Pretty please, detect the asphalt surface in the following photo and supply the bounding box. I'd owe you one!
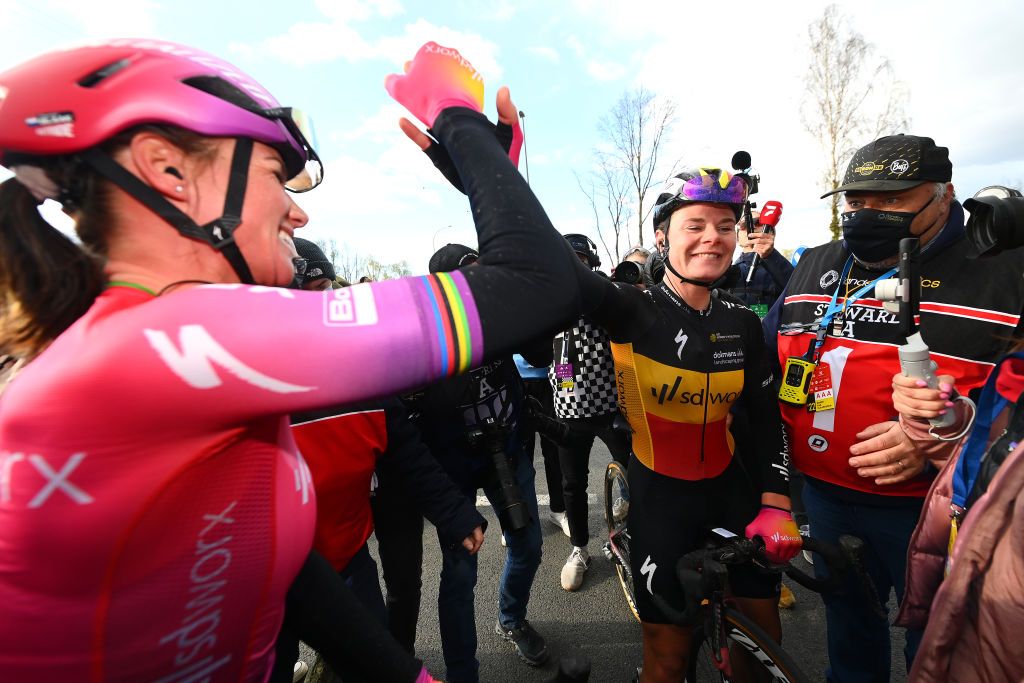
[304,441,909,682]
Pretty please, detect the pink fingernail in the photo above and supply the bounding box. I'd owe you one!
[939,409,947,415]
[940,383,952,392]
[939,393,950,400]
[915,380,927,387]
[945,401,954,407]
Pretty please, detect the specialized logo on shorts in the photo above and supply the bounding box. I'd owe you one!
[641,555,658,595]
[889,159,910,175]
[323,285,379,327]
[807,434,829,452]
[820,270,839,290]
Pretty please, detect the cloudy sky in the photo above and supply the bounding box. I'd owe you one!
[2,0,1022,272]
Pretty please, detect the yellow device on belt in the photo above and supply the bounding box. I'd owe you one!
[779,356,817,406]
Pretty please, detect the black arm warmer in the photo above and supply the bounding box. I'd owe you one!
[432,108,605,358]
[739,312,790,497]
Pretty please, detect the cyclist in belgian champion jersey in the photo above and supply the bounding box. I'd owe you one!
[0,40,595,682]
[583,168,803,682]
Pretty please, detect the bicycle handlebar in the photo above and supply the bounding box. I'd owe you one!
[653,533,886,627]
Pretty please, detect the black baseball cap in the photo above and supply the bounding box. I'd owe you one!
[820,134,952,198]
[429,243,479,273]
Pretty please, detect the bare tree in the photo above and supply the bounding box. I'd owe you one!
[598,87,679,245]
[802,4,911,240]
[575,156,633,266]
[363,258,412,281]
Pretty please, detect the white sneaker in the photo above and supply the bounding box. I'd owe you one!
[612,497,629,524]
[549,510,571,537]
[560,546,590,591]
[293,660,309,683]
[501,532,507,547]
[799,524,813,565]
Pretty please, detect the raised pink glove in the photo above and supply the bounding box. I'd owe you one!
[385,41,485,129]
[745,506,802,564]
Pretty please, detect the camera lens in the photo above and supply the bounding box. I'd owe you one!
[612,260,642,285]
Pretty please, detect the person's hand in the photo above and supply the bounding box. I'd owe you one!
[744,230,776,258]
[386,41,484,129]
[892,372,955,420]
[492,86,523,167]
[461,525,485,555]
[849,421,925,485]
[745,506,802,563]
[399,86,522,194]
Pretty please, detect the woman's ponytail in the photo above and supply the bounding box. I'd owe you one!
[0,177,104,358]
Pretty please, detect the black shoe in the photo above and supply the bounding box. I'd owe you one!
[494,619,549,666]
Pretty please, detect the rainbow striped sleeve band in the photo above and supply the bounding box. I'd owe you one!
[412,270,484,376]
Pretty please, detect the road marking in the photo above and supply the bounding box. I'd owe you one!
[476,494,598,507]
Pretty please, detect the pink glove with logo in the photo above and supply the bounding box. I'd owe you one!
[385,41,485,129]
[745,506,802,564]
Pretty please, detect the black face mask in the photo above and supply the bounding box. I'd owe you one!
[841,195,936,263]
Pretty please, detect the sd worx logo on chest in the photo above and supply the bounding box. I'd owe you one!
[651,375,739,407]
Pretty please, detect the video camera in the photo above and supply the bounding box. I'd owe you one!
[964,185,1024,258]
[465,417,532,535]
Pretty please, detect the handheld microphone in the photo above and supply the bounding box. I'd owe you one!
[745,200,783,283]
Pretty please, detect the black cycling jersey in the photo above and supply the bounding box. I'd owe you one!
[588,280,789,495]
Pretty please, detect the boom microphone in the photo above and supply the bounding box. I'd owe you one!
[745,200,783,284]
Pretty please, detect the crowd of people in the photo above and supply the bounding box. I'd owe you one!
[0,37,1022,683]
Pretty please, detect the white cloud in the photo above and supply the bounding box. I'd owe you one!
[586,60,626,82]
[527,46,560,63]
[44,0,158,38]
[314,0,404,22]
[235,10,502,82]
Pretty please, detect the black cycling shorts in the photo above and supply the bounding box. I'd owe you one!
[626,454,781,624]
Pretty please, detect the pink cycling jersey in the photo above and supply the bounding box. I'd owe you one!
[0,275,482,682]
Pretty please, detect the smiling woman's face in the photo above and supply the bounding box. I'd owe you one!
[666,202,737,282]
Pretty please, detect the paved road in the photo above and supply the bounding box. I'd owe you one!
[307,441,910,681]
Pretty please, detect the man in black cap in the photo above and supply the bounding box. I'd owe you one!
[764,135,1024,681]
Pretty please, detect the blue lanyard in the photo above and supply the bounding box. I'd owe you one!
[951,351,1024,510]
[808,257,897,356]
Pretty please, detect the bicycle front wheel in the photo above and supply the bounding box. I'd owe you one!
[687,607,807,683]
[603,460,638,621]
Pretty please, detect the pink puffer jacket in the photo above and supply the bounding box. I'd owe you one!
[897,410,1024,681]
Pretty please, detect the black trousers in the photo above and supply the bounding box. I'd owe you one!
[270,550,422,683]
[372,476,426,654]
[522,378,564,513]
[557,413,631,548]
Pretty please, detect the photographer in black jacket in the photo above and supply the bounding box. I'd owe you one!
[405,244,551,682]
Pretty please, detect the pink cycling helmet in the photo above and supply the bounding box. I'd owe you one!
[0,40,323,283]
[0,39,321,190]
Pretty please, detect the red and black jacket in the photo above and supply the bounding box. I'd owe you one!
[772,204,1024,498]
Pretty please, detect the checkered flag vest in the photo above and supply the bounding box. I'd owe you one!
[548,317,619,419]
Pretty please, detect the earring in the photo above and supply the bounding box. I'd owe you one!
[175,185,183,193]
